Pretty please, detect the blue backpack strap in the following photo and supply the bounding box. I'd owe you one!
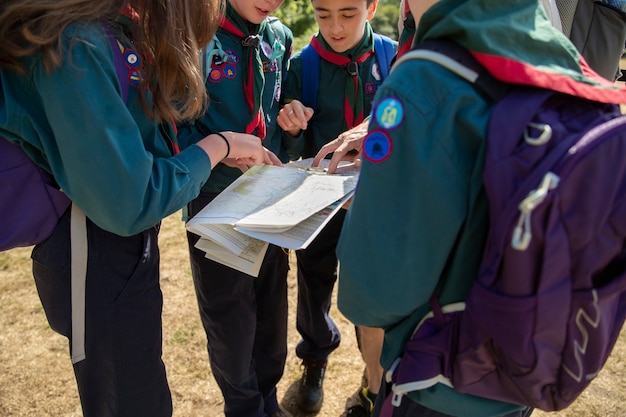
[373,33,396,81]
[300,44,320,110]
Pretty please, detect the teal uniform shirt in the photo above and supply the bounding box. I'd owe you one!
[337,0,626,416]
[177,17,293,194]
[0,22,212,236]
[281,32,397,160]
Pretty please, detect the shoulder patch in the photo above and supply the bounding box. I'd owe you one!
[363,130,393,164]
[374,97,404,130]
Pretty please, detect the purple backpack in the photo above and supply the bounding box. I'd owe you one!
[382,40,626,414]
[0,24,129,251]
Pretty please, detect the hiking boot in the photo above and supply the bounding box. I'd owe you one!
[346,405,371,417]
[358,386,376,413]
[345,386,376,417]
[270,405,293,417]
[296,359,327,412]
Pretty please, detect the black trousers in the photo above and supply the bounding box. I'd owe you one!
[32,208,171,417]
[294,209,346,361]
[187,192,290,417]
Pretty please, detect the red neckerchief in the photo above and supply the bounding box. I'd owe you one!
[121,4,140,23]
[310,36,374,128]
[219,16,266,140]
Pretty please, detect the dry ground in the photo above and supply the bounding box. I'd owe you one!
[1,211,625,417]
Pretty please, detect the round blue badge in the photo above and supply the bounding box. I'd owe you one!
[124,51,140,67]
[363,130,393,164]
[375,97,404,130]
[223,63,236,79]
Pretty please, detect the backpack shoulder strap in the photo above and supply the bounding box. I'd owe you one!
[395,39,508,102]
[300,44,320,110]
[102,22,129,104]
[373,33,396,80]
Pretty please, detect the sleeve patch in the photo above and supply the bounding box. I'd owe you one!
[363,130,393,164]
[374,97,404,130]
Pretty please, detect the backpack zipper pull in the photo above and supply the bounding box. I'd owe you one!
[512,172,560,250]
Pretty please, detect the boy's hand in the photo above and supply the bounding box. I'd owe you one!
[277,100,314,136]
[312,119,368,174]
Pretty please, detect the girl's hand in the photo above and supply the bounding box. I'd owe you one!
[222,147,282,173]
[197,131,282,172]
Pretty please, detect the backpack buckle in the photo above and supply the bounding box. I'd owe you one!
[391,391,404,407]
[512,172,560,251]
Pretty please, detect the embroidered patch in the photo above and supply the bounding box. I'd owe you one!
[365,83,376,95]
[123,49,143,87]
[263,60,279,73]
[375,97,404,130]
[125,51,139,66]
[224,50,239,64]
[371,63,381,81]
[261,41,273,59]
[363,130,393,163]
[274,82,282,102]
[208,68,223,83]
[223,64,237,79]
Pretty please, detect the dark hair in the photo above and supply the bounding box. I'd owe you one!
[0,0,224,122]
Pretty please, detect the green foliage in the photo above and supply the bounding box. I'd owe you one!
[371,3,400,39]
[276,0,400,52]
[275,0,317,51]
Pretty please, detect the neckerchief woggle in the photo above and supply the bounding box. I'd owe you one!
[219,4,267,140]
[310,23,375,129]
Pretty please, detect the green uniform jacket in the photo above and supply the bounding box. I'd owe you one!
[337,0,626,415]
[177,17,293,193]
[0,22,212,236]
[281,34,397,160]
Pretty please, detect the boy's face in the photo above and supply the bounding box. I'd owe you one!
[311,0,378,53]
[229,0,284,25]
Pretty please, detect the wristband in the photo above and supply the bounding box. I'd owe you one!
[214,132,230,159]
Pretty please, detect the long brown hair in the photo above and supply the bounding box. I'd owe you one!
[0,0,224,122]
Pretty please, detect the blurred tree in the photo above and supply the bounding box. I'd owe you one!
[371,2,400,39]
[274,0,317,51]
